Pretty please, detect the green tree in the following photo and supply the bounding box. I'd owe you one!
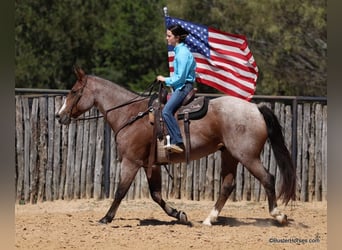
[15,0,109,88]
[15,0,326,96]
[91,0,168,91]
[15,0,167,90]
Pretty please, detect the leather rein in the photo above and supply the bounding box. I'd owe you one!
[71,76,156,140]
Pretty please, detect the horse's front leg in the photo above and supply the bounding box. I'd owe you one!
[144,165,188,223]
[99,158,140,224]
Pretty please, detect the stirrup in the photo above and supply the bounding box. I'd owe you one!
[164,144,183,153]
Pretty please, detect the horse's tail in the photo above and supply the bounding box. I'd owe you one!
[258,105,296,205]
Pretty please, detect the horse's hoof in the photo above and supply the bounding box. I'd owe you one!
[177,211,188,223]
[202,208,218,226]
[276,214,288,225]
[98,216,112,224]
[270,207,288,225]
[202,219,212,226]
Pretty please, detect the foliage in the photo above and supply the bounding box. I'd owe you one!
[15,0,326,96]
[15,0,167,90]
[167,0,327,96]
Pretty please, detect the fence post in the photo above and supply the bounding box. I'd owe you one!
[14,91,328,203]
[292,98,298,167]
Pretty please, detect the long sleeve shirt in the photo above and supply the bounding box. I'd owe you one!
[165,43,196,91]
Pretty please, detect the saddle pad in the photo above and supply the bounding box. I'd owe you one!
[177,96,209,120]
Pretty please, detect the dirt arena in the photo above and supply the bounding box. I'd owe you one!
[15,199,327,249]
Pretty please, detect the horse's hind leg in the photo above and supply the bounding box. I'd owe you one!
[203,149,238,226]
[99,159,140,224]
[144,165,188,223]
[244,158,287,225]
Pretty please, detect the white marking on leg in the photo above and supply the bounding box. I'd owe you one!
[270,207,281,217]
[203,208,219,226]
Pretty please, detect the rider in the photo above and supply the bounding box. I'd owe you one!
[156,24,196,153]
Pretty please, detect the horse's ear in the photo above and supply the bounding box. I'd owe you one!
[73,65,85,80]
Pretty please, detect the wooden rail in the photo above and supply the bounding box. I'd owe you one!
[15,93,327,204]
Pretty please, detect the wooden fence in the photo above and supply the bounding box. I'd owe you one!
[15,92,327,204]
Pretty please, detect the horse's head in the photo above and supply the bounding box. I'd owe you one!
[56,66,95,125]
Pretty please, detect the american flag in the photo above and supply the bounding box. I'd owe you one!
[165,16,258,101]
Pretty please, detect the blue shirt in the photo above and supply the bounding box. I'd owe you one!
[165,43,196,91]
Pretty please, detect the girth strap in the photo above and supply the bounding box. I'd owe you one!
[147,105,161,179]
[183,111,191,165]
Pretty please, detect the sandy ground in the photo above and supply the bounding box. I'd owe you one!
[15,199,327,250]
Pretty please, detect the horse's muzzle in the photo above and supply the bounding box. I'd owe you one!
[55,113,71,125]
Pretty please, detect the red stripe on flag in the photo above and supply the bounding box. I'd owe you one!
[195,66,255,95]
[207,55,258,78]
[197,77,253,101]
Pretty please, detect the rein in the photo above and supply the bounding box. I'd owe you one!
[75,79,157,121]
[74,79,157,141]
[109,81,157,140]
[113,107,151,141]
[70,78,174,180]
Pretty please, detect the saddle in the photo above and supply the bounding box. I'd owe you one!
[177,96,209,120]
[149,85,209,123]
[147,84,209,178]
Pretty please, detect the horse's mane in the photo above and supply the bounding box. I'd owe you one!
[89,75,148,97]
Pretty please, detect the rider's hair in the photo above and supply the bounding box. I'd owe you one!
[167,24,189,43]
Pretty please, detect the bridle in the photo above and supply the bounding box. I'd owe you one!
[65,75,88,119]
[68,76,158,138]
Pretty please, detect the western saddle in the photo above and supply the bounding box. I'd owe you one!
[147,83,209,178]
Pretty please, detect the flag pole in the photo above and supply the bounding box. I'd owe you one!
[163,6,168,17]
[162,6,173,81]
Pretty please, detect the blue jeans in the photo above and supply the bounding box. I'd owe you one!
[162,83,193,145]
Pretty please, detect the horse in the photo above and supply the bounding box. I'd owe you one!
[56,67,296,226]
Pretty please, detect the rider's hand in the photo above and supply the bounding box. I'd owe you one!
[156,75,165,82]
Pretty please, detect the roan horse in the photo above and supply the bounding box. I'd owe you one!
[56,67,296,226]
